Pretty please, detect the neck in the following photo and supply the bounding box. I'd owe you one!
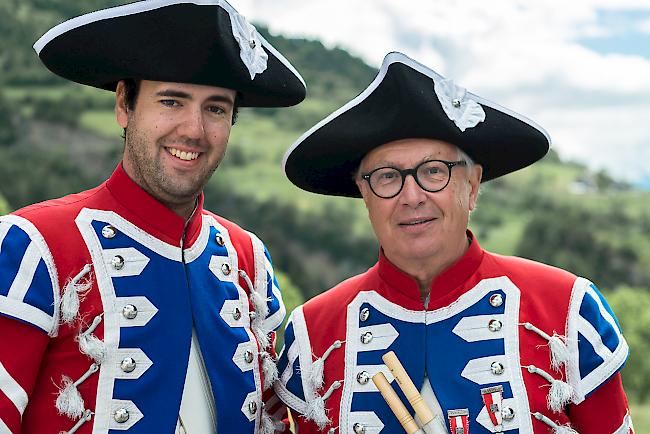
[121,162,198,222]
[390,234,470,301]
[165,199,198,222]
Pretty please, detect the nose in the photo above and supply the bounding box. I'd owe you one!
[176,108,205,140]
[399,173,427,207]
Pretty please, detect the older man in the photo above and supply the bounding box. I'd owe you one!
[275,52,632,434]
[0,1,304,433]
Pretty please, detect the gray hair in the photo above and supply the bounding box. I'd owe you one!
[457,147,475,173]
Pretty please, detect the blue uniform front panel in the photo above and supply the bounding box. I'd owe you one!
[426,289,510,433]
[186,226,257,433]
[93,220,193,434]
[350,302,426,434]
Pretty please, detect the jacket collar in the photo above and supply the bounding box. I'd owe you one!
[105,163,204,247]
[377,230,484,307]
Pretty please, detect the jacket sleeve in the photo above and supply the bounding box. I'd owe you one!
[569,373,634,433]
[0,216,60,335]
[0,216,59,432]
[0,316,50,433]
[565,277,629,403]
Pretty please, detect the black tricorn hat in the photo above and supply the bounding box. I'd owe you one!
[283,52,550,197]
[33,0,306,107]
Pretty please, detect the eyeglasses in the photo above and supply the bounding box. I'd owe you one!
[361,159,467,199]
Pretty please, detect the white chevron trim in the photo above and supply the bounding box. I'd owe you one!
[460,355,510,385]
[108,399,143,430]
[0,295,53,332]
[348,411,385,433]
[7,242,40,302]
[0,221,10,252]
[356,323,399,352]
[477,397,519,432]
[1,215,61,337]
[584,284,622,339]
[281,336,300,384]
[0,361,28,414]
[103,247,150,278]
[452,314,505,342]
[613,412,633,434]
[0,416,12,434]
[351,365,394,393]
[577,315,613,361]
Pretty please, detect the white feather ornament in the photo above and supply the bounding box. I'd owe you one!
[434,78,485,132]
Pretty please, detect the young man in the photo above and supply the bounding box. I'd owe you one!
[276,52,633,433]
[0,1,305,433]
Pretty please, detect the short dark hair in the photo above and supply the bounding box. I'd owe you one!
[122,78,140,111]
[120,79,241,139]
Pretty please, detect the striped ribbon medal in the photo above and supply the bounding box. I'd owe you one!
[447,409,470,434]
[481,385,504,429]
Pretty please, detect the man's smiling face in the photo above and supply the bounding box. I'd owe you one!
[117,79,236,211]
[356,138,482,273]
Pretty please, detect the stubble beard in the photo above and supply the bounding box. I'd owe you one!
[124,127,222,207]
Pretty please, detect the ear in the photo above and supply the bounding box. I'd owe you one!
[355,177,371,209]
[115,80,129,129]
[468,164,483,211]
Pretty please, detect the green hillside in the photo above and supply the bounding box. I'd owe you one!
[1,1,649,406]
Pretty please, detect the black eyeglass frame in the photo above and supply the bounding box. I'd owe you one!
[361,159,468,199]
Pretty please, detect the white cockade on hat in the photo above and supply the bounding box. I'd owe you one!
[434,78,486,132]
[229,11,268,80]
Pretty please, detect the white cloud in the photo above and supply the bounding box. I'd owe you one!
[232,0,650,184]
[638,18,650,33]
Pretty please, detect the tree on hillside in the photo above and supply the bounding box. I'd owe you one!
[516,203,647,290]
[606,286,650,402]
[0,91,17,145]
[0,194,10,215]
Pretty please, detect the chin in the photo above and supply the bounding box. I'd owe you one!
[395,244,439,261]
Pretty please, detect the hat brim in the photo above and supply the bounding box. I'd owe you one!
[283,52,550,197]
[34,0,306,107]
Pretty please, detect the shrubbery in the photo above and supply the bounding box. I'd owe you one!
[606,286,650,402]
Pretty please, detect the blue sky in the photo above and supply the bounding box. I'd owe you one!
[579,10,650,59]
[237,0,650,188]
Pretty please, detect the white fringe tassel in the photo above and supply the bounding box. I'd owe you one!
[239,270,272,350]
[261,350,279,390]
[55,364,99,419]
[77,315,107,364]
[55,376,85,419]
[522,322,570,371]
[260,408,276,434]
[308,340,343,391]
[533,412,579,434]
[548,379,574,413]
[61,264,93,324]
[548,334,570,371]
[305,380,342,430]
[525,365,574,412]
[306,398,328,430]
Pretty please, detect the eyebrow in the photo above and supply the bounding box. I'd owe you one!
[154,89,235,105]
[371,155,439,168]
